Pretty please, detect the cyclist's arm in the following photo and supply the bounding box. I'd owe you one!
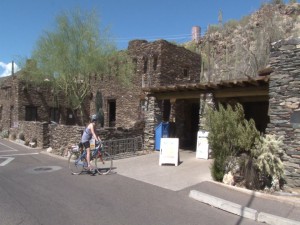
[90,124,99,141]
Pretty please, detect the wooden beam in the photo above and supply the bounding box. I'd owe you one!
[214,86,268,98]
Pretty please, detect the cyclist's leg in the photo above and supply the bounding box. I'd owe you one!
[82,141,93,171]
[86,147,92,169]
[96,151,112,175]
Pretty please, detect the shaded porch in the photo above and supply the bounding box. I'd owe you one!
[143,75,270,150]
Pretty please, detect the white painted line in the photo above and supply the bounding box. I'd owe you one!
[0,142,17,150]
[0,153,39,157]
[0,157,15,166]
[0,150,18,153]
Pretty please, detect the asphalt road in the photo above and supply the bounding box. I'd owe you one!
[0,139,261,225]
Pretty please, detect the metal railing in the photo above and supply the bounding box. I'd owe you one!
[102,136,144,159]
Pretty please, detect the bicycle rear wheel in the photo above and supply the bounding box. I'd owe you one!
[95,151,112,175]
[68,152,85,175]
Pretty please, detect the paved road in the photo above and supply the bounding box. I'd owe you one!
[0,139,261,225]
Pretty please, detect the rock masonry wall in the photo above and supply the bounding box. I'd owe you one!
[267,37,300,188]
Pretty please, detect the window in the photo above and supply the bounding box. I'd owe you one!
[107,99,116,127]
[25,106,37,121]
[66,108,76,125]
[2,87,12,99]
[153,55,158,71]
[132,58,137,73]
[183,67,189,78]
[50,107,60,123]
[10,106,14,127]
[143,58,148,74]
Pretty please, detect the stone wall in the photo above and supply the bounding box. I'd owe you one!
[17,80,86,125]
[128,39,201,88]
[9,121,143,153]
[89,73,142,129]
[267,37,300,188]
[0,75,17,131]
[49,124,144,154]
[10,121,48,148]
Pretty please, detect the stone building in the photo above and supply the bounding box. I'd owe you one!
[0,39,201,149]
[0,73,88,147]
[1,35,299,188]
[0,74,86,129]
[89,39,201,129]
[142,37,300,188]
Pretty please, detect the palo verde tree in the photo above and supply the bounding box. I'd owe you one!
[24,9,133,124]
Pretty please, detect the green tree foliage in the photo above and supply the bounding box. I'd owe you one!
[23,9,133,123]
[205,103,260,181]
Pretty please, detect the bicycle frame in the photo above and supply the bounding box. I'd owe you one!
[69,141,112,175]
[76,143,102,164]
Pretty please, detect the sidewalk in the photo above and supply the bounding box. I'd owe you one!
[113,150,300,225]
[113,150,213,191]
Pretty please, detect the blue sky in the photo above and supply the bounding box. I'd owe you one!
[0,0,294,77]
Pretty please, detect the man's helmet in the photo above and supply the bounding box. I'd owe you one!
[91,114,98,122]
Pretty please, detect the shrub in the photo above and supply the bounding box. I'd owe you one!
[0,130,9,138]
[253,134,284,190]
[9,133,16,140]
[18,132,25,141]
[205,103,260,181]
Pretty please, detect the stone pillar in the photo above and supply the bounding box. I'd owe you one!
[267,37,300,188]
[143,96,162,150]
[169,98,176,122]
[198,93,215,130]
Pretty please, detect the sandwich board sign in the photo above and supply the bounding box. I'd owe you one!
[196,130,209,160]
[159,138,179,166]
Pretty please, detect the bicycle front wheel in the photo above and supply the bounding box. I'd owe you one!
[68,152,85,175]
[95,151,113,175]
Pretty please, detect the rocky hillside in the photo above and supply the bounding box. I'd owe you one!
[185,2,300,82]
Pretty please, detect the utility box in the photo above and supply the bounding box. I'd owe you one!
[155,122,169,151]
[196,130,209,159]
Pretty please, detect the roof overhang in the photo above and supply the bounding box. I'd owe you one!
[142,75,269,102]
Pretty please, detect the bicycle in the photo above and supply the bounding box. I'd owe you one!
[68,141,113,175]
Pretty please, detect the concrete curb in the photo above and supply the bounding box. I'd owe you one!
[257,212,300,225]
[207,180,300,207]
[189,190,300,225]
[189,190,258,221]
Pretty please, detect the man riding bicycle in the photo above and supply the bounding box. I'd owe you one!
[81,114,101,171]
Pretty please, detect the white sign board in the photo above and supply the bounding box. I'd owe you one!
[196,130,209,160]
[159,138,179,166]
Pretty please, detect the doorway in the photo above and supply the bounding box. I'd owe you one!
[108,99,116,127]
[175,99,200,150]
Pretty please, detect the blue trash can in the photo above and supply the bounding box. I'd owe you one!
[155,122,169,151]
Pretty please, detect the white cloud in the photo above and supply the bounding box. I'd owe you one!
[0,61,20,77]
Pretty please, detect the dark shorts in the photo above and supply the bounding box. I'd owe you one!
[82,141,90,149]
